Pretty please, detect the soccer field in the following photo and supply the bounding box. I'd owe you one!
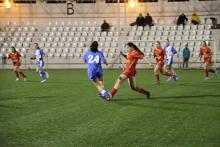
[0,69,219,147]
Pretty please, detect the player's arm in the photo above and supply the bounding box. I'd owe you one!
[199,48,203,59]
[103,60,108,66]
[143,57,153,67]
[120,51,127,59]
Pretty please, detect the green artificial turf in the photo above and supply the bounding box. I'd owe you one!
[0,69,219,147]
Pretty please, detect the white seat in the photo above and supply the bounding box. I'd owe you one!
[164,26,170,31]
[75,32,81,37]
[52,43,58,48]
[95,32,100,36]
[41,37,47,42]
[190,30,197,36]
[21,32,26,37]
[0,37,4,42]
[77,27,83,32]
[175,36,182,40]
[3,42,9,47]
[104,42,111,47]
[170,31,176,36]
[155,36,161,41]
[12,37,18,42]
[50,48,56,53]
[49,32,55,36]
[87,37,93,42]
[21,48,26,53]
[141,36,147,40]
[73,37,79,42]
[82,32,87,37]
[28,32,34,37]
[63,48,69,53]
[157,26,163,31]
[80,37,86,42]
[139,42,145,48]
[149,31,155,36]
[106,37,112,42]
[204,30,211,35]
[155,31,162,36]
[189,35,196,40]
[170,25,177,30]
[136,31,142,36]
[23,42,30,48]
[58,27,64,32]
[58,43,64,48]
[45,42,51,48]
[100,37,105,42]
[54,37,60,42]
[69,32,74,36]
[56,32,62,37]
[64,27,70,32]
[19,37,24,42]
[14,32,20,37]
[148,36,155,41]
[129,31,135,36]
[61,53,67,58]
[68,53,74,57]
[17,42,22,48]
[10,42,16,47]
[177,25,183,30]
[67,37,73,42]
[198,25,205,30]
[151,26,157,31]
[65,42,71,48]
[111,42,117,47]
[183,30,189,36]
[57,48,63,53]
[61,37,66,42]
[184,25,191,30]
[191,25,197,30]
[205,25,211,30]
[108,32,114,37]
[52,27,57,31]
[168,36,175,41]
[46,27,51,32]
[71,27,77,31]
[93,37,99,41]
[197,30,204,35]
[176,31,182,36]
[62,32,68,37]
[72,42,77,48]
[84,27,89,31]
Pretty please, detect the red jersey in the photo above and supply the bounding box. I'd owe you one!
[123,50,144,77]
[8,51,21,66]
[154,48,164,62]
[200,47,212,63]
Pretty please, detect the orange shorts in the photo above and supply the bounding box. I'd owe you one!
[204,57,211,64]
[123,70,136,77]
[13,62,21,67]
[157,60,164,67]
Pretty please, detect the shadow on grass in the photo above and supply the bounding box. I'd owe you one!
[112,94,220,108]
[26,80,81,85]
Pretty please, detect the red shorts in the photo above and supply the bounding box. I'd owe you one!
[204,57,211,64]
[157,60,164,67]
[123,70,136,77]
[13,62,21,67]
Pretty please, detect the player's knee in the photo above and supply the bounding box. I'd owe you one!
[118,76,123,80]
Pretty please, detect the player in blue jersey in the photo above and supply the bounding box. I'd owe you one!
[83,41,111,100]
[164,39,178,81]
[31,43,49,83]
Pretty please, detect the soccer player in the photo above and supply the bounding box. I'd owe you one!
[83,41,111,100]
[164,39,178,81]
[153,41,176,84]
[110,42,151,98]
[31,43,49,83]
[199,41,218,80]
[7,46,27,81]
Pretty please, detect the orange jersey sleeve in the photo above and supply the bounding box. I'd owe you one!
[8,52,21,63]
[154,48,164,61]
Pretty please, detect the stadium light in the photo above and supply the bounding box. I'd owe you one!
[5,0,11,9]
[129,0,135,8]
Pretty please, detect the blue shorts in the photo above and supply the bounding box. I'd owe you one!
[88,69,103,81]
[36,60,44,68]
[166,58,173,66]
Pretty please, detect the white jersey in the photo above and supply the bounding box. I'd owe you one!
[34,49,44,61]
[164,45,177,59]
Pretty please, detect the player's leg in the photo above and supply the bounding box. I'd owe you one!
[91,79,111,100]
[128,76,150,98]
[203,62,209,80]
[110,73,127,97]
[154,64,160,84]
[13,65,20,81]
[16,65,27,81]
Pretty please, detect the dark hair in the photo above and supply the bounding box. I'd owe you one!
[11,46,16,51]
[90,41,98,52]
[202,41,207,46]
[127,42,144,55]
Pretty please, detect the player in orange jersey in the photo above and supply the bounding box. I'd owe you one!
[110,42,152,98]
[7,46,27,81]
[153,41,176,84]
[199,41,218,80]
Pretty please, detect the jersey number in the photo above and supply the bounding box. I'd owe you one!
[88,55,100,63]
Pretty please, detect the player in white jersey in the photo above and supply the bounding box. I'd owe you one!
[31,43,49,83]
[164,39,178,81]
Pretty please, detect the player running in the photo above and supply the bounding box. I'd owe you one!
[164,39,178,81]
[31,43,49,83]
[153,41,176,84]
[7,46,27,81]
[110,42,151,98]
[83,41,111,100]
[199,41,218,80]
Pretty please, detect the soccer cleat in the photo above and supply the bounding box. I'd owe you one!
[15,78,20,81]
[204,77,210,80]
[45,72,49,79]
[41,79,46,83]
[146,91,150,98]
[215,70,219,78]
[155,80,160,85]
[23,78,27,81]
[167,76,172,82]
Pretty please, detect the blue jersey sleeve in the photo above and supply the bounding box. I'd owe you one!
[83,52,88,63]
[100,52,106,63]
